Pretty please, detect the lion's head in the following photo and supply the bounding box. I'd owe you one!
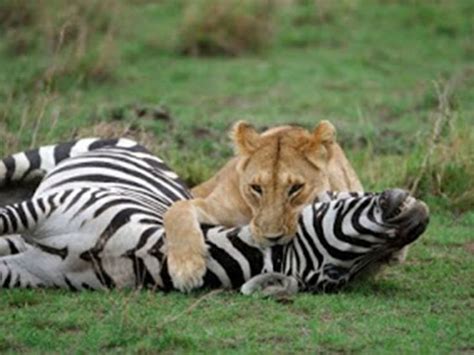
[232,120,336,247]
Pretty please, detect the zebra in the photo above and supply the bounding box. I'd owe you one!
[0,139,429,293]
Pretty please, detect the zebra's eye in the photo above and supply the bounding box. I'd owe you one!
[250,184,263,195]
[289,183,304,197]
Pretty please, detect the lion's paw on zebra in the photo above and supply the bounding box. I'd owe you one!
[0,138,429,294]
[164,120,365,293]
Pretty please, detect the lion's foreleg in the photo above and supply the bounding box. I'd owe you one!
[163,198,220,292]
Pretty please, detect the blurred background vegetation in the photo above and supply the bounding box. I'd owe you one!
[0,0,473,353]
[0,0,472,214]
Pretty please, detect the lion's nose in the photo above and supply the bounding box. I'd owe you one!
[265,234,285,243]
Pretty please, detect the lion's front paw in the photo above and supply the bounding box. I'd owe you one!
[167,248,207,292]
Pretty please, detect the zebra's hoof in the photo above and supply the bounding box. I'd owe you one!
[240,273,299,297]
[167,251,207,293]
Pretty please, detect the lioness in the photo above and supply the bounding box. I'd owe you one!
[164,120,363,291]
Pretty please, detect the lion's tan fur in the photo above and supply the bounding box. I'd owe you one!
[164,121,363,291]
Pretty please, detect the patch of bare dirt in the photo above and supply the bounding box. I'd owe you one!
[463,242,474,254]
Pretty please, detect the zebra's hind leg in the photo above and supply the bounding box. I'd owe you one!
[0,191,62,238]
[240,273,299,297]
[0,235,27,256]
[0,251,46,288]
[0,240,107,290]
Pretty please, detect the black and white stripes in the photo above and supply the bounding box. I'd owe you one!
[0,139,429,292]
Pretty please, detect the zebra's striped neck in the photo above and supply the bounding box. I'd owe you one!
[195,192,390,293]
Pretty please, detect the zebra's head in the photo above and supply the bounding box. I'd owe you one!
[298,189,429,293]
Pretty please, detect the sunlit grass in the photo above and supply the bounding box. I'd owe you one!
[0,0,473,352]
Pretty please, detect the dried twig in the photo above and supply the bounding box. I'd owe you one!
[157,289,224,329]
[29,95,52,149]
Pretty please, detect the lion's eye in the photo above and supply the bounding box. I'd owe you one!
[250,184,263,195]
[289,183,304,196]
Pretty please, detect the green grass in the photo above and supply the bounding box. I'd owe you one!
[1,213,472,353]
[0,0,473,352]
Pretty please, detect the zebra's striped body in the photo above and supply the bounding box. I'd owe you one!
[0,139,429,292]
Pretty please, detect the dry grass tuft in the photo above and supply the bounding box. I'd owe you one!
[1,0,121,88]
[37,0,121,88]
[291,0,359,26]
[178,0,275,57]
[406,120,474,212]
[356,71,474,213]
[0,0,38,29]
[0,90,59,156]
[405,72,474,212]
[0,0,39,55]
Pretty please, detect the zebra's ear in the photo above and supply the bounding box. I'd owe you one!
[231,120,261,156]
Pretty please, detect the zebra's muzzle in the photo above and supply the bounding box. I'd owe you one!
[380,188,410,220]
[379,188,430,245]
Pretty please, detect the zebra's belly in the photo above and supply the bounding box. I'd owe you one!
[17,197,169,290]
[15,229,168,290]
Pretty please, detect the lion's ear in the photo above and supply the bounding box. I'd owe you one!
[313,120,336,147]
[231,120,261,155]
[302,120,336,165]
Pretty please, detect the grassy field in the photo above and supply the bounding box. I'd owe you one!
[0,0,473,352]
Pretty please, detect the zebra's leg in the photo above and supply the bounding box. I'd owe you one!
[0,192,60,237]
[0,241,105,290]
[240,273,299,297]
[0,235,27,256]
[0,249,47,288]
